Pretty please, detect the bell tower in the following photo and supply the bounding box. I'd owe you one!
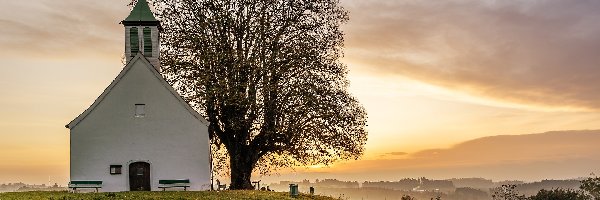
[122,0,160,70]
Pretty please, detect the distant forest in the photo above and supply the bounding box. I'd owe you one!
[268,177,589,200]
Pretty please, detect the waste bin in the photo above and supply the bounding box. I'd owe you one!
[289,184,299,197]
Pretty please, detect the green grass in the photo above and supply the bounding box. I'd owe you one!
[0,191,338,200]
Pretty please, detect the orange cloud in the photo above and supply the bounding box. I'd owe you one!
[333,130,600,180]
[342,0,600,110]
[388,152,408,156]
[0,1,126,58]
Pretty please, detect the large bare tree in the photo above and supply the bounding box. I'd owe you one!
[131,0,368,189]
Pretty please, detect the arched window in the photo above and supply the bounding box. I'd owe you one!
[130,27,139,55]
[143,27,152,56]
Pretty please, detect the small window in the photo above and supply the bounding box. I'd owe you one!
[135,104,146,117]
[110,165,122,175]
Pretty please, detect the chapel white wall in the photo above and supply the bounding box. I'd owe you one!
[70,58,210,192]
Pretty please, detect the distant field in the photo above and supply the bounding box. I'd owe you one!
[0,191,337,200]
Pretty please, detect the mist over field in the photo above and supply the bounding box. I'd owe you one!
[257,130,600,183]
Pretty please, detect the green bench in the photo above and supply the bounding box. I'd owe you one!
[158,179,190,191]
[68,180,102,192]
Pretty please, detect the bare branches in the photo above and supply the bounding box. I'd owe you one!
[151,0,366,189]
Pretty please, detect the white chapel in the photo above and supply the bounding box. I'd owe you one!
[65,0,211,192]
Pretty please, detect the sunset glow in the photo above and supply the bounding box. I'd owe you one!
[2,0,600,185]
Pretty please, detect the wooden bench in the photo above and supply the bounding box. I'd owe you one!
[68,180,102,192]
[158,179,191,191]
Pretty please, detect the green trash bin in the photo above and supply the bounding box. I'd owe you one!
[289,184,299,197]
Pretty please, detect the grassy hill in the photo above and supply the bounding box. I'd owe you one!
[0,191,338,200]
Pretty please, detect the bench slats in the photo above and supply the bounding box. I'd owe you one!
[159,179,190,184]
[69,180,103,185]
[69,186,101,188]
[68,180,102,193]
[159,179,190,191]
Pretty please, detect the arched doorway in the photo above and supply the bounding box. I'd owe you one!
[129,162,150,191]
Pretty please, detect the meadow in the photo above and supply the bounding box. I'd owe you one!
[0,191,337,200]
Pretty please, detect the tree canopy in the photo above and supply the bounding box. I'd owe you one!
[130,0,368,189]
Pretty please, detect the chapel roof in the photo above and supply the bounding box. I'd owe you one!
[122,0,159,25]
[65,53,209,129]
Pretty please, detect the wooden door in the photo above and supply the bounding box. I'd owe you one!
[129,162,150,191]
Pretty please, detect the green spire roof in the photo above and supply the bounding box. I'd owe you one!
[123,0,158,23]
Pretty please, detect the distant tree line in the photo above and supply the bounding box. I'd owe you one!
[396,175,600,200]
[263,175,600,200]
[490,175,600,200]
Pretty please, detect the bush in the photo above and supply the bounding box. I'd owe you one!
[401,195,416,200]
[528,188,589,200]
[492,185,527,200]
[581,175,600,199]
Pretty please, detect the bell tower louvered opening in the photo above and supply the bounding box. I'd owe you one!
[130,27,139,55]
[143,27,152,57]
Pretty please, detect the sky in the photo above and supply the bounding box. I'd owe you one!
[1,0,600,185]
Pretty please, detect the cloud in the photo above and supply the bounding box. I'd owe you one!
[342,0,600,110]
[326,130,600,181]
[388,152,408,156]
[378,152,408,158]
[0,1,127,58]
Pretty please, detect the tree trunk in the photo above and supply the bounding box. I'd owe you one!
[229,148,255,190]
